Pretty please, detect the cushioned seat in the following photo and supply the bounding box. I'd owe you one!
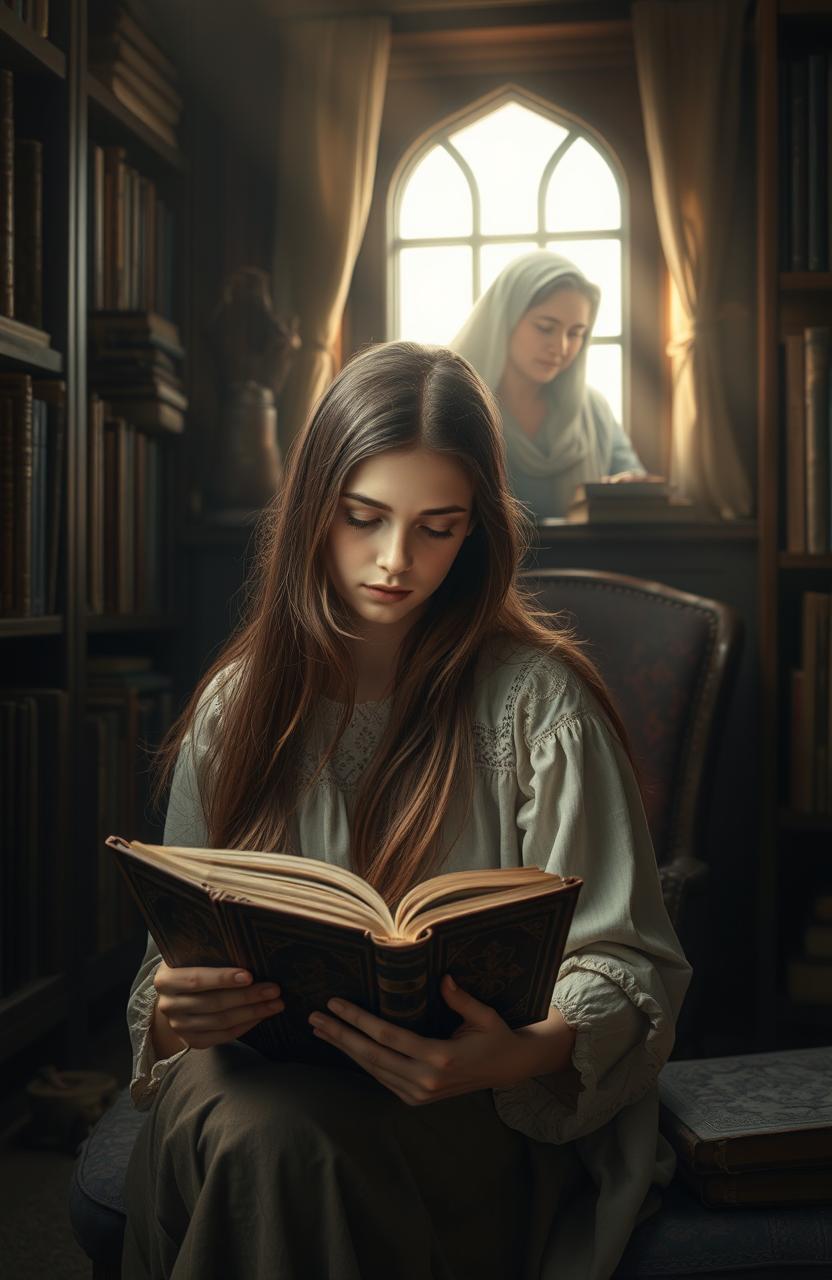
[69,1087,832,1280]
[69,1088,146,1272]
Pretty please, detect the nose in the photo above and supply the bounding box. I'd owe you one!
[377,525,412,577]
[553,330,569,358]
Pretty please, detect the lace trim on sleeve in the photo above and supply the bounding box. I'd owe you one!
[129,977,188,1110]
[493,957,666,1145]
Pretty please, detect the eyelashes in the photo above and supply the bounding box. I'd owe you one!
[344,513,453,540]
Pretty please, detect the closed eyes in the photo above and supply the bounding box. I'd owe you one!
[344,513,453,540]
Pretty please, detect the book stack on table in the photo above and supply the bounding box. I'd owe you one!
[565,482,715,524]
[658,1047,832,1208]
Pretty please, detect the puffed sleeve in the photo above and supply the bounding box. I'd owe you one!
[493,664,691,1144]
[126,674,222,1109]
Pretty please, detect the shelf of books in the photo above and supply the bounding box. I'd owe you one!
[0,0,188,1076]
[756,0,832,1048]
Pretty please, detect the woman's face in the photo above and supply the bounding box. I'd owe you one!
[505,287,592,387]
[325,447,474,631]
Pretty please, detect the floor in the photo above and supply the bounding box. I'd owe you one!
[0,1014,131,1279]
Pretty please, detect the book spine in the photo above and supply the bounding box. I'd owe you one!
[0,397,12,614]
[13,139,42,329]
[801,593,820,812]
[92,145,104,310]
[0,70,13,317]
[372,939,430,1033]
[11,379,32,614]
[784,335,806,552]
[807,53,829,272]
[805,326,830,552]
[790,58,809,272]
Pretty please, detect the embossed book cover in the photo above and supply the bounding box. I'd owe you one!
[659,1047,832,1204]
[106,835,581,1064]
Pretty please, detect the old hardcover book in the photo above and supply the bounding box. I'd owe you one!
[0,70,13,317]
[0,373,33,614]
[805,326,830,553]
[106,835,582,1063]
[676,1162,832,1209]
[659,1047,832,1175]
[13,139,42,329]
[784,333,806,553]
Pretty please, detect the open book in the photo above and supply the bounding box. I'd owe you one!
[107,836,582,1063]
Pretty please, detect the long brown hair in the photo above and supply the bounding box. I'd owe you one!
[157,341,631,905]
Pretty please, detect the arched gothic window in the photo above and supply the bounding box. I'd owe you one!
[388,91,627,423]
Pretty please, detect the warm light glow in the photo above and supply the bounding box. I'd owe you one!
[545,137,621,232]
[399,145,473,239]
[393,97,625,422]
[449,102,568,235]
[398,246,473,343]
[586,345,623,423]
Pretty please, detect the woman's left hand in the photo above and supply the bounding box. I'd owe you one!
[308,974,576,1106]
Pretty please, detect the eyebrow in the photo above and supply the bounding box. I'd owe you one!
[342,491,468,516]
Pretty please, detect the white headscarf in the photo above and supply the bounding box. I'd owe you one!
[449,251,601,479]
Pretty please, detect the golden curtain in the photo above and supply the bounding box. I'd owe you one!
[633,0,752,517]
[274,17,390,446]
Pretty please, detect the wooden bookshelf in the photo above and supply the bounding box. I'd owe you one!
[756,0,832,1045]
[0,0,189,1078]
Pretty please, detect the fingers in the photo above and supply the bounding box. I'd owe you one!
[312,998,444,1064]
[153,963,284,1049]
[153,963,256,995]
[440,974,502,1029]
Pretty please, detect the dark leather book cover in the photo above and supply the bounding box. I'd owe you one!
[807,53,829,272]
[0,374,33,614]
[0,395,13,614]
[32,379,65,614]
[0,70,13,317]
[790,57,809,272]
[659,1047,832,1174]
[109,840,581,1065]
[676,1162,832,1209]
[13,139,42,329]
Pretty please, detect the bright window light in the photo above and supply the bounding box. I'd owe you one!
[391,94,626,428]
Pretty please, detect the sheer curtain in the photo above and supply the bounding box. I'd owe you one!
[273,17,390,445]
[633,0,752,517]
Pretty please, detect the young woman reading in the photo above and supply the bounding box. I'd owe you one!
[123,341,690,1280]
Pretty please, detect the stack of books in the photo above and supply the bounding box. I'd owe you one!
[0,687,66,994]
[659,1047,832,1207]
[788,893,832,1007]
[89,310,187,435]
[89,4,182,150]
[779,53,832,273]
[789,590,832,813]
[90,145,177,317]
[1,1,48,40]
[565,481,708,524]
[0,67,52,349]
[85,656,172,953]
[0,373,66,618]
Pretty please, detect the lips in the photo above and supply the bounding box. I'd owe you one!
[362,584,412,602]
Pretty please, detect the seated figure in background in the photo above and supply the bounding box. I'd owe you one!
[449,250,645,520]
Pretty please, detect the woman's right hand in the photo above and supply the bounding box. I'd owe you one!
[152,963,285,1054]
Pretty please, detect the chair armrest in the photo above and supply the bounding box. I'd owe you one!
[659,855,707,933]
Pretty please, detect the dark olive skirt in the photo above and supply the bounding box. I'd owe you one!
[122,1041,583,1280]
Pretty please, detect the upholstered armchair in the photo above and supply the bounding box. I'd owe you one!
[518,567,742,1045]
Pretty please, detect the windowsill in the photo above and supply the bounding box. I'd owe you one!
[533,519,758,543]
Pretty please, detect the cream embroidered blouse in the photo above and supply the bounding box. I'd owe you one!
[127,643,691,1280]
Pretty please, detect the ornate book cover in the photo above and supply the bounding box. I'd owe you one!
[659,1047,832,1174]
[108,838,581,1066]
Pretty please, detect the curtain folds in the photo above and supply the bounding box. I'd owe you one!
[273,18,391,446]
[632,0,752,518]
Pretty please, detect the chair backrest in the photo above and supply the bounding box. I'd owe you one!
[519,568,742,867]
